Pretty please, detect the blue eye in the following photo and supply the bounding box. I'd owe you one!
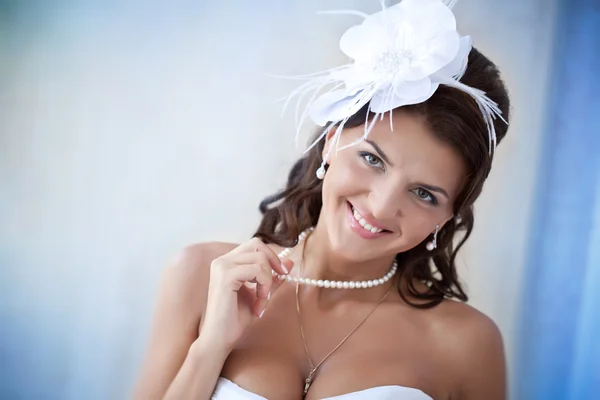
[411,188,438,205]
[359,151,384,169]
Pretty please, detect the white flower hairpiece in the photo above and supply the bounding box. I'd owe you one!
[280,0,506,172]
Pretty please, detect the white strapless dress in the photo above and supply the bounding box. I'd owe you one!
[211,377,433,400]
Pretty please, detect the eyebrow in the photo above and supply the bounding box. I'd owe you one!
[416,183,450,199]
[364,139,450,199]
[365,139,394,167]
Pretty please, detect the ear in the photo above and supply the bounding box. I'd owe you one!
[438,214,455,231]
[321,127,340,165]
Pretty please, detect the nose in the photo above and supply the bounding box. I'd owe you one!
[368,180,404,222]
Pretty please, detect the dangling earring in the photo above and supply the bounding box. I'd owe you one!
[426,224,440,251]
[316,164,326,180]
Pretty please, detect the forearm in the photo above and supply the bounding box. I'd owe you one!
[163,336,230,400]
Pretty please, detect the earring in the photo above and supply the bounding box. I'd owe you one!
[426,224,440,251]
[316,165,326,180]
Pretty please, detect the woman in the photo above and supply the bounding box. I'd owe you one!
[133,1,510,399]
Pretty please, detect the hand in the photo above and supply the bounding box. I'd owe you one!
[199,237,293,352]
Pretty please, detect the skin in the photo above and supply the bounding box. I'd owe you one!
[132,110,507,400]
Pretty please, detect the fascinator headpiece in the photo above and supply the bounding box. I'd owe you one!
[281,0,506,174]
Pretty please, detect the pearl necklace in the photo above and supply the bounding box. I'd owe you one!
[271,227,398,289]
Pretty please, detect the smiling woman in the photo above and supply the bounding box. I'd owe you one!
[257,47,509,308]
[132,1,511,400]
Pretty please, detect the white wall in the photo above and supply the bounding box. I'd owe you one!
[0,1,557,398]
[453,2,557,396]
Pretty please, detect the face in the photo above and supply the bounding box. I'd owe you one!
[319,110,467,262]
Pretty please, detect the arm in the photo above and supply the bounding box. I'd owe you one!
[131,243,233,400]
[162,335,230,400]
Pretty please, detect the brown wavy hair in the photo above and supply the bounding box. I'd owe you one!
[254,47,511,308]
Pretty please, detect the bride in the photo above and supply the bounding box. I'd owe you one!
[133,0,511,399]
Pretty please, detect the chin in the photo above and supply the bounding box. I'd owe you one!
[320,199,399,262]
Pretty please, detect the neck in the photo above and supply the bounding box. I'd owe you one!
[298,224,397,285]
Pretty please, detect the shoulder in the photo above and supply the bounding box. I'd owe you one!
[130,241,240,399]
[171,241,239,272]
[433,300,506,399]
[166,241,239,288]
[164,239,285,300]
[161,242,239,312]
[434,299,503,346]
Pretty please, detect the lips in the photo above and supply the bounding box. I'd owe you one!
[346,201,392,238]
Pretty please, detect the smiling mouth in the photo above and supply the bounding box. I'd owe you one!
[348,201,392,234]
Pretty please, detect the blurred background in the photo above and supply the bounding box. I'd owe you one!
[1,0,598,399]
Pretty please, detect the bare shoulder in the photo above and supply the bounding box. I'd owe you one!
[432,300,506,399]
[434,299,503,344]
[130,241,240,399]
[156,241,241,335]
[165,241,239,303]
[170,241,239,276]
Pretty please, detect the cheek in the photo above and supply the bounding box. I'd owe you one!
[395,204,449,247]
[406,216,435,238]
[324,154,368,197]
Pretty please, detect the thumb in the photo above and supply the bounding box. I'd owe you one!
[264,259,295,300]
[281,258,294,274]
[254,259,296,319]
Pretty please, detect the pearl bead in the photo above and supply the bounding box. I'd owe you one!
[276,227,396,290]
[316,166,326,180]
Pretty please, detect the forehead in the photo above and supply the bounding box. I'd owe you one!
[343,110,467,196]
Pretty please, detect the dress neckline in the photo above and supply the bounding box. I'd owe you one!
[215,377,433,400]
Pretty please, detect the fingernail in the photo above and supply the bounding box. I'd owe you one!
[281,263,289,274]
[259,309,265,318]
[267,291,271,301]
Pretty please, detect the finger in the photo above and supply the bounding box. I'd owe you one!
[268,258,295,286]
[254,261,273,300]
[247,238,288,275]
[253,261,297,318]
[237,284,262,317]
[229,263,273,299]
[253,260,295,318]
[231,254,274,298]
[253,295,269,318]
[267,259,295,298]
[254,279,271,318]
[232,252,274,274]
[249,251,292,281]
[280,258,294,275]
[268,271,286,294]
[236,245,289,277]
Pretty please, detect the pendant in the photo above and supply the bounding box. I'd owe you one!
[303,369,316,396]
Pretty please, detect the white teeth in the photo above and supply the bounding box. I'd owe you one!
[351,206,383,233]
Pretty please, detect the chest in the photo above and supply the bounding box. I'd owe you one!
[220,287,451,399]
